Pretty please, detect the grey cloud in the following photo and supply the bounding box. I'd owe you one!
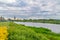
[0,0,60,19]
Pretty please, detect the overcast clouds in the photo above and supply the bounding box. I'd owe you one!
[0,0,60,19]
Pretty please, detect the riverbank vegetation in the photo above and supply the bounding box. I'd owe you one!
[19,19,60,24]
[0,22,60,40]
[9,19,60,24]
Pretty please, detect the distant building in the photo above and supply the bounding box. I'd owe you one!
[14,16,16,20]
[0,16,5,21]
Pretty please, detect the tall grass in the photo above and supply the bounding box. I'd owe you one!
[0,22,60,40]
[8,22,60,40]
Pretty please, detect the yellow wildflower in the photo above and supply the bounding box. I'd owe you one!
[0,26,8,40]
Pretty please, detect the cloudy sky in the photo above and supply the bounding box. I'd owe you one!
[0,0,60,19]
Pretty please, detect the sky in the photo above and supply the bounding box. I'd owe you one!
[0,0,60,19]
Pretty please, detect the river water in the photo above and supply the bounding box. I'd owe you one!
[15,22,60,33]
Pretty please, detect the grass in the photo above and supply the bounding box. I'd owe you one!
[0,22,9,26]
[0,22,60,40]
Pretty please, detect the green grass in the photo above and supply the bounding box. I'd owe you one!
[8,22,60,40]
[0,22,60,40]
[0,22,9,26]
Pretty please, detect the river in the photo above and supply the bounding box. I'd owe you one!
[15,22,60,33]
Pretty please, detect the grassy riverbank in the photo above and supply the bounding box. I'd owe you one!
[0,22,60,40]
[14,19,60,24]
